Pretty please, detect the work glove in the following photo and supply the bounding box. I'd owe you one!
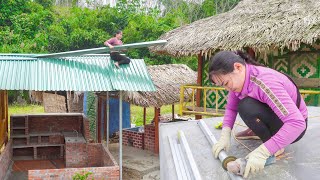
[212,127,231,158]
[244,144,271,178]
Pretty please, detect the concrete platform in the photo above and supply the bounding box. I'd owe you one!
[108,143,160,180]
[160,106,320,180]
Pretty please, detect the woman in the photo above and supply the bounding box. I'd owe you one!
[104,30,131,68]
[209,51,308,178]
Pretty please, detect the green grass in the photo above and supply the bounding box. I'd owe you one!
[130,104,181,126]
[7,103,193,127]
[7,104,44,135]
[8,104,45,118]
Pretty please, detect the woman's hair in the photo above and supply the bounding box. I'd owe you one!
[208,50,262,83]
[114,30,122,37]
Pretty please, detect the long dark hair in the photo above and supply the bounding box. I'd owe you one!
[208,50,262,83]
[114,30,122,37]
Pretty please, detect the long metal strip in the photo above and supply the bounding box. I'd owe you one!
[176,143,192,180]
[178,130,202,180]
[198,120,243,180]
[35,40,167,58]
[168,136,186,180]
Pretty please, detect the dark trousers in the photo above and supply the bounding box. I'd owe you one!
[110,52,131,65]
[238,97,307,144]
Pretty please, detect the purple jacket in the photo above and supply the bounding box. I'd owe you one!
[223,64,308,154]
[105,37,123,46]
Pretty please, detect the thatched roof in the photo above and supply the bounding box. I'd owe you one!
[150,0,320,56]
[123,64,197,108]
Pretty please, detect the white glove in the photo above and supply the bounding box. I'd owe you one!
[212,127,231,158]
[244,144,271,178]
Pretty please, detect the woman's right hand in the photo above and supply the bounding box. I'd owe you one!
[109,45,114,49]
[212,127,231,158]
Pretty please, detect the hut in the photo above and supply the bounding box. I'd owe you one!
[150,0,320,118]
[96,64,197,153]
[125,64,197,108]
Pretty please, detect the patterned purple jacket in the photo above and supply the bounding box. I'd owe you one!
[222,64,308,154]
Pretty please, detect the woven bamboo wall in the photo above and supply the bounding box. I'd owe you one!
[202,43,320,109]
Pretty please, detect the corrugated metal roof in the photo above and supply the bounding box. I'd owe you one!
[0,55,156,92]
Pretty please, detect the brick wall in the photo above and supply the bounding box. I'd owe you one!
[65,142,87,168]
[28,166,119,180]
[0,141,12,180]
[37,146,62,159]
[83,117,91,141]
[144,124,155,151]
[29,143,119,180]
[28,116,82,133]
[49,135,64,144]
[65,143,110,168]
[87,144,103,167]
[102,144,118,166]
[123,128,144,149]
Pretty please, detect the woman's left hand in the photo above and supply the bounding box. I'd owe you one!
[244,144,271,178]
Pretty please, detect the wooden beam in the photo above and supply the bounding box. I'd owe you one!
[247,48,255,59]
[172,104,175,121]
[196,54,203,120]
[103,99,107,141]
[292,78,320,88]
[97,97,102,143]
[143,107,146,126]
[154,107,160,154]
[0,90,8,148]
[142,107,147,150]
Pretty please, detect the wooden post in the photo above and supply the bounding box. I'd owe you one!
[172,104,175,121]
[143,107,146,150]
[154,107,160,154]
[106,92,109,146]
[248,48,255,59]
[103,98,107,141]
[0,91,8,147]
[4,91,8,144]
[97,96,102,143]
[143,107,146,125]
[196,54,203,120]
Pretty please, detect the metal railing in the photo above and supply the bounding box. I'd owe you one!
[179,85,320,117]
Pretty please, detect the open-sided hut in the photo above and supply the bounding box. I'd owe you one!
[124,64,197,108]
[97,64,196,153]
[151,0,320,112]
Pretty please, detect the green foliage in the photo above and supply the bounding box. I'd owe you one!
[0,0,218,69]
[8,90,31,104]
[201,0,216,17]
[72,171,93,180]
[0,0,32,26]
[34,0,54,9]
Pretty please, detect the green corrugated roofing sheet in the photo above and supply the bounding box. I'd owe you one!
[0,55,156,92]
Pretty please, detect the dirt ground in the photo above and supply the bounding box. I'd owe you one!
[108,143,160,180]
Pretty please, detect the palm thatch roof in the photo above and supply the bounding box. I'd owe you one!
[150,0,320,56]
[123,64,197,108]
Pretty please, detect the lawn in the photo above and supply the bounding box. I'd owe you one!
[8,104,44,117]
[7,103,182,127]
[130,104,181,126]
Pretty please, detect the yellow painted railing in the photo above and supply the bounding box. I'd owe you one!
[179,85,320,117]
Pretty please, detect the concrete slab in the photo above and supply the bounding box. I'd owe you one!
[160,106,320,180]
[143,170,160,180]
[7,172,27,180]
[108,143,160,180]
[7,159,65,180]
